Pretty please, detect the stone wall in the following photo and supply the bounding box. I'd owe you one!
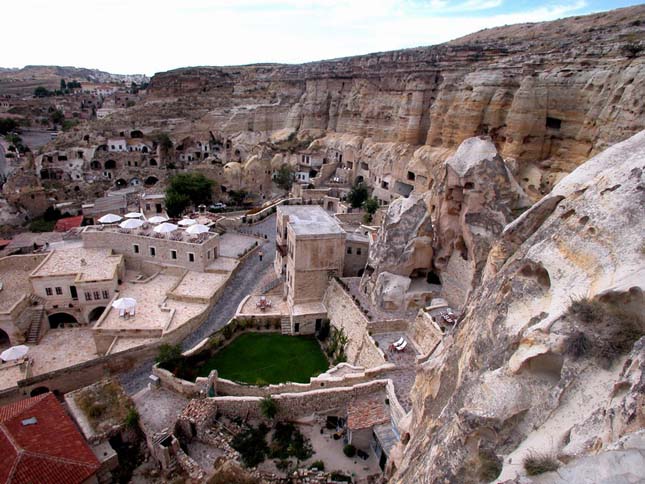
[323,279,386,368]
[212,379,389,420]
[82,228,219,272]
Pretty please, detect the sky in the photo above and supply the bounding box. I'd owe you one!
[4,0,642,76]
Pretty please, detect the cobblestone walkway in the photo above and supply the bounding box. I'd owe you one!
[120,215,277,394]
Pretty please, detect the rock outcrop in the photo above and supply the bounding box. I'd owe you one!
[390,130,645,483]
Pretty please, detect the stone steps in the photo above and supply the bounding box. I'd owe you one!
[26,306,45,344]
[280,317,291,335]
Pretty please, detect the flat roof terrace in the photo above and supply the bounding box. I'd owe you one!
[83,224,217,245]
[279,205,344,237]
[97,272,205,333]
[0,255,46,313]
[30,247,122,281]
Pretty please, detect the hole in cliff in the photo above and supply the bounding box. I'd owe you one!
[455,237,469,261]
[546,117,562,130]
[464,182,474,190]
[588,227,597,235]
[601,184,621,195]
[519,262,551,288]
[426,271,441,285]
[560,209,575,220]
[578,216,589,226]
[520,352,564,382]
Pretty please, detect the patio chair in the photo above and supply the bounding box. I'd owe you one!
[395,340,407,352]
[393,336,405,347]
[129,307,136,317]
[119,308,126,318]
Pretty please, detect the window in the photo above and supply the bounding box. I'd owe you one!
[102,290,109,299]
[347,247,352,254]
[45,288,53,296]
[294,323,300,333]
[93,291,100,300]
[171,250,177,260]
[407,171,416,181]
[207,250,211,259]
[357,248,362,255]
[188,253,195,262]
[150,247,156,257]
[55,287,63,295]
[133,244,139,254]
[85,292,92,301]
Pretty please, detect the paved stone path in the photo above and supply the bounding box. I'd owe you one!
[119,215,277,394]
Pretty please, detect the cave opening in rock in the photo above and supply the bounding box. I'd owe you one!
[546,116,562,130]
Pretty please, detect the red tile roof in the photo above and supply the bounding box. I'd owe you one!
[54,215,84,232]
[0,393,100,484]
[347,394,390,430]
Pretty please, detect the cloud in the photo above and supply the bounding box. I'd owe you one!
[1,0,604,74]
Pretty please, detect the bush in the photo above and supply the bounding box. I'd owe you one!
[155,344,183,370]
[343,444,356,457]
[231,424,269,468]
[260,396,278,420]
[28,218,56,232]
[567,297,643,365]
[565,331,590,359]
[124,408,139,428]
[330,471,352,482]
[478,449,502,482]
[523,452,560,476]
[309,460,325,471]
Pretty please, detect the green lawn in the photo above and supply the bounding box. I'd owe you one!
[196,332,329,385]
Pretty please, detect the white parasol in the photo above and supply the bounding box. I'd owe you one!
[124,212,144,219]
[98,213,122,224]
[0,345,29,362]
[178,218,197,227]
[153,222,178,234]
[111,297,137,310]
[147,216,168,224]
[186,224,209,235]
[119,218,145,229]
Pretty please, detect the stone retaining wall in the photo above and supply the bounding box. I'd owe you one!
[212,379,389,420]
[323,279,386,368]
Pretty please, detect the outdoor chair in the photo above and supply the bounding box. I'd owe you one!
[395,340,407,352]
[119,308,126,318]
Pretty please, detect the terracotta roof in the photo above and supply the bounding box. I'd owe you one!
[347,394,389,430]
[0,393,100,484]
[54,215,84,232]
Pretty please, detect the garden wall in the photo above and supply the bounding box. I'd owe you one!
[323,279,386,368]
[211,379,389,420]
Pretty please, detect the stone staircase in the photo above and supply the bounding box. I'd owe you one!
[26,306,46,344]
[280,317,291,335]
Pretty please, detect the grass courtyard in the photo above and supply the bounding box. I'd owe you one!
[196,332,329,385]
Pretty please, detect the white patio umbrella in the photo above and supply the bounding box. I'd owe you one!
[1,345,29,362]
[153,222,178,234]
[186,224,209,235]
[148,216,168,224]
[178,218,197,227]
[111,297,137,311]
[98,213,122,224]
[124,212,144,219]
[119,218,145,229]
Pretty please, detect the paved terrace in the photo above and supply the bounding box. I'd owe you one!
[84,224,217,244]
[31,247,122,281]
[120,215,278,394]
[0,255,45,312]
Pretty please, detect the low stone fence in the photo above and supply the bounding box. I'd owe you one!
[212,379,389,420]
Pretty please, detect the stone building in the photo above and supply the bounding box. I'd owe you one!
[275,205,345,334]
[29,247,126,327]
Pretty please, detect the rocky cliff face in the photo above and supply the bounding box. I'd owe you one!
[134,6,645,197]
[390,130,645,483]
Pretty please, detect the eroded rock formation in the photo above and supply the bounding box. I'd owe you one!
[390,130,645,483]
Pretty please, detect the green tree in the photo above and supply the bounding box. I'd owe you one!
[260,396,278,421]
[363,197,379,223]
[155,343,183,370]
[228,189,248,206]
[164,190,190,218]
[274,164,295,191]
[50,109,65,125]
[0,118,18,135]
[34,86,51,97]
[348,182,368,208]
[165,173,214,214]
[60,78,67,90]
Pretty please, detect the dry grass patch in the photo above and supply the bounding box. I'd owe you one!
[74,378,134,432]
[523,451,560,476]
